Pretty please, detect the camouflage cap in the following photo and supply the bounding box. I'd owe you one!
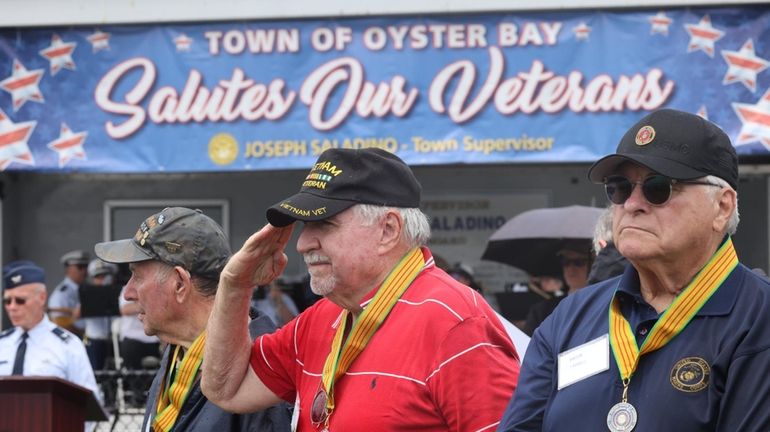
[94,207,231,279]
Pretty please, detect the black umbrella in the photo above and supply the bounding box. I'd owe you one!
[481,205,604,276]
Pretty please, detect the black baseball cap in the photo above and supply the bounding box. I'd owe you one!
[588,109,738,190]
[94,207,231,279]
[266,148,422,227]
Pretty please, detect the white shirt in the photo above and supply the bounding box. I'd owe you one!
[84,317,112,340]
[0,315,99,397]
[495,311,530,361]
[48,276,85,331]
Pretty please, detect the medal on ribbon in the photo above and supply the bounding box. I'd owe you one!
[312,247,426,429]
[606,238,738,432]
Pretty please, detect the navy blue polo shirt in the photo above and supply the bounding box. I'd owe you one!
[499,262,770,431]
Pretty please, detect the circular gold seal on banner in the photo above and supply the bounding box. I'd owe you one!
[670,357,710,392]
[635,125,656,146]
[208,133,239,165]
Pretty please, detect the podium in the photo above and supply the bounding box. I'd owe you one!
[0,376,107,432]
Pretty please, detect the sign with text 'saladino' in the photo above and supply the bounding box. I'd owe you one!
[0,7,769,172]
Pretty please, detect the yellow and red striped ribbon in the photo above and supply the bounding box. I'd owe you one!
[153,331,207,432]
[321,247,425,417]
[609,238,738,380]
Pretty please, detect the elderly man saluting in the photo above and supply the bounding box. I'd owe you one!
[499,109,770,431]
[202,148,520,431]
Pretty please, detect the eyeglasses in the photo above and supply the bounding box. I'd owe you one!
[3,296,27,306]
[560,257,589,268]
[604,175,718,206]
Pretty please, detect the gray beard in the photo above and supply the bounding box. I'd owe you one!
[309,274,336,296]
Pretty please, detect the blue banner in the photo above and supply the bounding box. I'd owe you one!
[1,6,769,172]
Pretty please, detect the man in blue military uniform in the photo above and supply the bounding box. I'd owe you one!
[0,260,99,395]
[499,109,770,431]
[48,249,90,336]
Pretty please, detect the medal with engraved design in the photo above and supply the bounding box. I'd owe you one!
[607,400,637,432]
[605,239,739,432]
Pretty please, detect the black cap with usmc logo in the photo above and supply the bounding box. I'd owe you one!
[266,148,422,227]
[588,109,739,190]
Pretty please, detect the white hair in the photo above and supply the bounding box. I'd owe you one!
[592,206,614,254]
[705,175,739,235]
[352,204,431,248]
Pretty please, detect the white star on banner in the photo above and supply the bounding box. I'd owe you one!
[47,122,87,167]
[0,59,45,111]
[732,88,770,148]
[684,15,724,58]
[0,109,36,170]
[39,33,77,76]
[721,39,770,93]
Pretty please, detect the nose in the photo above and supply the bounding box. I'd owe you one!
[622,179,649,212]
[123,277,139,301]
[296,225,319,255]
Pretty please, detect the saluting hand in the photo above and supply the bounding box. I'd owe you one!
[221,223,294,291]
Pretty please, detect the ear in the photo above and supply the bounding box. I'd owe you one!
[377,210,404,254]
[172,266,193,303]
[712,187,737,234]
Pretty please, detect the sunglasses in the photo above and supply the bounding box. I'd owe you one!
[3,296,27,306]
[604,175,718,206]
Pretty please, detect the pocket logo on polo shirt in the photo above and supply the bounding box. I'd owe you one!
[670,357,710,392]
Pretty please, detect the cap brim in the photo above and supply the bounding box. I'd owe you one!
[266,191,356,227]
[94,239,154,264]
[588,154,707,184]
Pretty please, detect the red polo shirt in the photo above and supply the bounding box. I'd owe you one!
[250,248,520,431]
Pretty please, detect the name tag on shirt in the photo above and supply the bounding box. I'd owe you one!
[557,334,609,390]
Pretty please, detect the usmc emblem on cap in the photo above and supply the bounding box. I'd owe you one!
[635,125,656,146]
[670,357,710,392]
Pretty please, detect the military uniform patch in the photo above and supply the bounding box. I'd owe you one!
[52,327,71,342]
[165,241,182,254]
[670,357,710,392]
[635,125,656,146]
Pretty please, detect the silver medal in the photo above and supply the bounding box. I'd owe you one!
[607,402,637,432]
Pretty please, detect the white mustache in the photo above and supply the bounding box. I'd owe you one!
[304,252,330,265]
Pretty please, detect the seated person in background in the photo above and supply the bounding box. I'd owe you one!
[48,249,90,337]
[251,279,299,327]
[82,259,120,370]
[0,260,99,396]
[522,241,591,336]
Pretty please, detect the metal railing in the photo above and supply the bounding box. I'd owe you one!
[94,369,156,432]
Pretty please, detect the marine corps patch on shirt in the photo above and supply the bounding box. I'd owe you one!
[670,357,710,392]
